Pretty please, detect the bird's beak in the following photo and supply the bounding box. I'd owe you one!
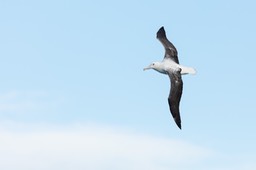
[143,66,151,71]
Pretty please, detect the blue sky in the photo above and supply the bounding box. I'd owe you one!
[0,0,256,169]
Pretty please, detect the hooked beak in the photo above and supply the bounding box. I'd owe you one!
[143,66,151,71]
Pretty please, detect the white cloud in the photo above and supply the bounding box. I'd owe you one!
[0,122,255,170]
[0,123,213,170]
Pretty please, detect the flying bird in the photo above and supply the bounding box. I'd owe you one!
[144,26,196,129]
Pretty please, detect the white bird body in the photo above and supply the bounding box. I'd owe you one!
[144,59,196,75]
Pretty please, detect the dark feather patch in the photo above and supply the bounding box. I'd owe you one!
[167,69,183,129]
[156,27,179,64]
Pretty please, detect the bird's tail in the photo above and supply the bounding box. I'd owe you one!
[180,66,196,75]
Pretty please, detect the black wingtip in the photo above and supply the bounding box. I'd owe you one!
[157,26,166,39]
[177,123,182,130]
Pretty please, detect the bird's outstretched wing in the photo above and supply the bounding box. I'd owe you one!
[167,69,183,129]
[157,26,179,64]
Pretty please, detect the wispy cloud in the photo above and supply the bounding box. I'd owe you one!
[0,90,61,114]
[0,91,18,100]
[0,91,42,112]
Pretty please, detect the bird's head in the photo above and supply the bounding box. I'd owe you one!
[143,62,162,71]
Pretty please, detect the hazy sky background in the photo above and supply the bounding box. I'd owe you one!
[0,0,256,169]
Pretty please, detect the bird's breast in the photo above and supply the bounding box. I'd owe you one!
[154,68,167,74]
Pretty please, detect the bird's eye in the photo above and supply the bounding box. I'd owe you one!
[152,63,155,66]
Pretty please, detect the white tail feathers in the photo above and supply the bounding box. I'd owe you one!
[180,66,196,75]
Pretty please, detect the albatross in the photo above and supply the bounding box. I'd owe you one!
[144,26,196,129]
